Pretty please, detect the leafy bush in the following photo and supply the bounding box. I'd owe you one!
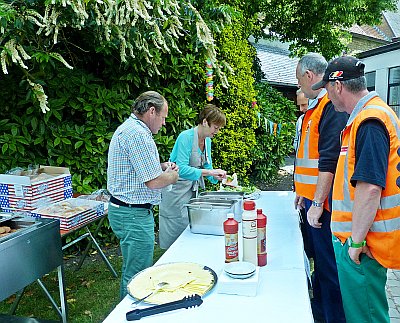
[212,22,258,184]
[250,82,297,182]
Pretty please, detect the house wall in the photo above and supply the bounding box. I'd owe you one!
[348,37,387,54]
[361,49,400,102]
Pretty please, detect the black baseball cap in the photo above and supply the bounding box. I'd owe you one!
[312,56,365,90]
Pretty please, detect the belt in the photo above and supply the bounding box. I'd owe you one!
[110,196,152,209]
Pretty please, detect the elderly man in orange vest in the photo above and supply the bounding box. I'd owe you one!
[312,56,400,323]
[294,53,348,323]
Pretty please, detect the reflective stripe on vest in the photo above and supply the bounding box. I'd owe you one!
[332,102,400,236]
[293,173,318,185]
[294,94,331,201]
[332,216,400,233]
[332,193,400,212]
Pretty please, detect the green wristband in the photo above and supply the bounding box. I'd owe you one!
[348,236,366,248]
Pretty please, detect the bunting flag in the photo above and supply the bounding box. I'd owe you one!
[258,114,288,136]
[205,59,214,101]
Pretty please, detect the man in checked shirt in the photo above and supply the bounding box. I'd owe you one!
[107,91,179,299]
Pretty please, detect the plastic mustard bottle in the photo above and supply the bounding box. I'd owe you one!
[257,208,267,266]
[242,200,258,266]
[223,213,239,263]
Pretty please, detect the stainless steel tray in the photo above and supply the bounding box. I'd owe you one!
[127,262,217,305]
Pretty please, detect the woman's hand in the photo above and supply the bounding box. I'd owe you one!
[209,169,227,180]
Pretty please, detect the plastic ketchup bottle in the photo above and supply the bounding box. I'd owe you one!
[223,213,239,263]
[257,208,267,266]
[242,200,258,266]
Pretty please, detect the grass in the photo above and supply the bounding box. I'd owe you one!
[0,244,166,322]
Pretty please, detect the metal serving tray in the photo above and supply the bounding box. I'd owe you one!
[185,198,235,236]
[198,191,244,222]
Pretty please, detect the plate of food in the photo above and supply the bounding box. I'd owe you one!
[127,262,217,305]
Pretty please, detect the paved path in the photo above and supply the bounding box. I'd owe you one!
[282,158,400,322]
[387,270,400,322]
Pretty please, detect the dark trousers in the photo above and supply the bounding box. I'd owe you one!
[298,207,314,259]
[304,198,346,323]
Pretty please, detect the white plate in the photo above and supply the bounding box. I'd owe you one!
[224,261,256,278]
[225,270,256,279]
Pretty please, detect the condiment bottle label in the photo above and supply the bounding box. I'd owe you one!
[242,219,257,238]
[225,233,239,262]
[257,226,266,254]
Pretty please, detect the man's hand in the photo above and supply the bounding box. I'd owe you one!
[161,161,179,173]
[294,195,304,210]
[307,205,323,228]
[348,245,374,264]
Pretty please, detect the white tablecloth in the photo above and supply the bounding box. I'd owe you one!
[103,191,314,323]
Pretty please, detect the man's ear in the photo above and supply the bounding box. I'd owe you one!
[149,106,156,115]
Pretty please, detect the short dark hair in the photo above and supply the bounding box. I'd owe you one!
[197,104,226,127]
[132,91,166,115]
[341,76,367,93]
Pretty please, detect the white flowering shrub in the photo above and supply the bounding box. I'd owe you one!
[0,0,225,113]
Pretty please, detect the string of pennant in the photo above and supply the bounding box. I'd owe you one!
[257,112,287,136]
[205,59,214,102]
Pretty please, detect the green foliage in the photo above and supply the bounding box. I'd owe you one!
[0,68,132,193]
[251,82,297,182]
[213,22,258,184]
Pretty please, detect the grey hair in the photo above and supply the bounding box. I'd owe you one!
[132,91,166,115]
[298,53,328,76]
[296,89,303,95]
[341,76,367,93]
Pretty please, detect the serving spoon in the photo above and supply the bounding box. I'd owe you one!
[131,282,169,307]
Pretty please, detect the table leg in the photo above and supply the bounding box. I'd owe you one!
[8,288,24,315]
[58,265,68,323]
[75,217,118,278]
[86,228,118,277]
[35,265,68,323]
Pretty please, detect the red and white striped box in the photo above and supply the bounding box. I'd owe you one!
[0,166,72,212]
[31,198,105,231]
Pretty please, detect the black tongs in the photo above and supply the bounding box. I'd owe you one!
[126,294,203,321]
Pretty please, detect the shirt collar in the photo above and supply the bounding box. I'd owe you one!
[347,91,379,126]
[130,113,152,134]
[307,88,327,110]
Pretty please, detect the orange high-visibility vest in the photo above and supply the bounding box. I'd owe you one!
[294,93,331,208]
[332,95,400,269]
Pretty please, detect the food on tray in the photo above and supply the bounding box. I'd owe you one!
[0,226,11,234]
[127,262,215,304]
[0,226,17,238]
[222,173,238,187]
[37,201,91,217]
[29,173,56,183]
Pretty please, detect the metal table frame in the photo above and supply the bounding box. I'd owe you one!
[8,265,67,323]
[61,213,118,278]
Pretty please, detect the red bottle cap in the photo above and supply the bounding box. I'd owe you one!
[243,200,256,211]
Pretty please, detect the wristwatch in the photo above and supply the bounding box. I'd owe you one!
[348,236,366,248]
[312,200,323,207]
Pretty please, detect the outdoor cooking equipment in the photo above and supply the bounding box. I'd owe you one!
[0,212,67,322]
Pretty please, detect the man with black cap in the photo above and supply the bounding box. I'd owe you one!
[312,55,400,323]
[294,53,347,323]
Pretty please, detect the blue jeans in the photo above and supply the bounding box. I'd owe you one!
[304,198,346,323]
[108,203,155,299]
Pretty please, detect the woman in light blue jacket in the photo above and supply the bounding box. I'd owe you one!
[159,104,227,249]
